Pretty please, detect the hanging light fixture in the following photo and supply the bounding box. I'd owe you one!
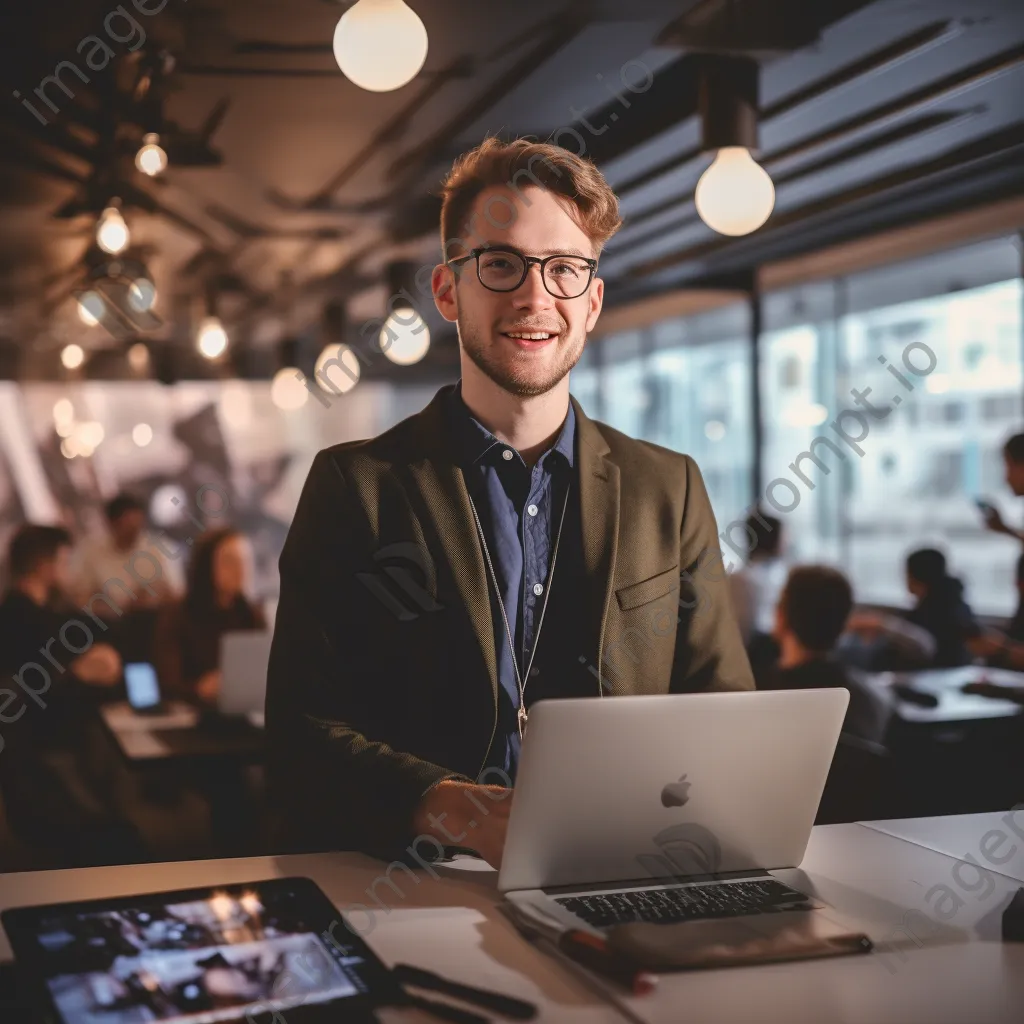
[61,343,85,370]
[333,0,428,92]
[77,290,106,326]
[128,276,157,313]
[315,343,360,394]
[197,316,228,359]
[380,261,430,364]
[96,202,130,254]
[693,55,775,237]
[135,133,168,176]
[271,338,310,410]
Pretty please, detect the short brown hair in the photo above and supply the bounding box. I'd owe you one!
[780,566,853,653]
[439,137,622,259]
[8,524,72,580]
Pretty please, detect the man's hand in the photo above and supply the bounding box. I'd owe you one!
[71,643,122,686]
[411,779,513,870]
[195,670,222,705]
[980,506,1024,540]
[962,680,1024,705]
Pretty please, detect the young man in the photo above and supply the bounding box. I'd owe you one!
[759,566,890,744]
[69,493,180,615]
[981,432,1024,542]
[267,137,754,869]
[0,525,122,693]
[0,525,128,864]
[902,548,980,668]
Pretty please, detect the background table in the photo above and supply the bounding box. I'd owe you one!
[879,666,1024,725]
[2,815,1023,1023]
[871,667,1024,818]
[100,701,264,763]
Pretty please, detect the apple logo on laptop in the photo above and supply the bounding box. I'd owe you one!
[661,773,692,808]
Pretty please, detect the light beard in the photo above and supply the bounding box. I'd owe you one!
[459,321,586,398]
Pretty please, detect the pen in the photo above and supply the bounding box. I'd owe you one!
[393,962,538,1019]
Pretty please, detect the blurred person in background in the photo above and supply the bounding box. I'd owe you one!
[841,548,977,670]
[758,566,892,744]
[70,493,180,616]
[0,525,139,866]
[0,525,122,692]
[980,432,1024,543]
[154,528,265,706]
[727,510,787,676]
[962,552,1024,672]
[902,548,980,667]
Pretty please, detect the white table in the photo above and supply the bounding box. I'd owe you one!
[880,666,1024,724]
[863,810,1024,884]
[1,817,1022,1023]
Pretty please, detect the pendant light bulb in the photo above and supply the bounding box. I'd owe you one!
[694,147,775,237]
[197,316,228,359]
[96,205,130,254]
[333,0,428,92]
[135,133,168,177]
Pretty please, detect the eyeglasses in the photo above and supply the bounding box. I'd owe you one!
[447,246,598,299]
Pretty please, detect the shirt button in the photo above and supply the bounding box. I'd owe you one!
[527,504,538,516]
[530,666,541,677]
[502,449,514,461]
[533,582,544,596]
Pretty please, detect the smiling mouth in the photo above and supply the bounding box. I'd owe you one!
[500,330,559,346]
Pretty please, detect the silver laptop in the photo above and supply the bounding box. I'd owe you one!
[218,631,273,722]
[498,689,852,939]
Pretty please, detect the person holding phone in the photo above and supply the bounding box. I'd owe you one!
[978,433,1024,542]
[153,529,265,707]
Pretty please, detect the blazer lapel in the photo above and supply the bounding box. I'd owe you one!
[402,388,619,716]
[572,395,620,696]
[404,389,498,718]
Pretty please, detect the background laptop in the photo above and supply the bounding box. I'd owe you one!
[498,689,852,939]
[218,630,273,725]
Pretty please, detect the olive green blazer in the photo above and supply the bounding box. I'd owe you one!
[266,384,754,858]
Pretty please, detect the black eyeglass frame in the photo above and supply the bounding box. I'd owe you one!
[446,246,599,299]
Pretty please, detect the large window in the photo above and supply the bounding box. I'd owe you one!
[759,237,1024,615]
[577,305,754,529]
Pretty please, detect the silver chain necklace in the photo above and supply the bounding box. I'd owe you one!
[468,477,571,740]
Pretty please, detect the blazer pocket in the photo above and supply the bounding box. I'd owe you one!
[615,564,680,612]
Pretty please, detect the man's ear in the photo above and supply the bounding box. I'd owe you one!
[432,264,459,324]
[585,276,604,334]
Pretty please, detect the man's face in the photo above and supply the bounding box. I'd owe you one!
[433,185,604,398]
[48,546,72,595]
[1005,454,1024,497]
[112,509,144,548]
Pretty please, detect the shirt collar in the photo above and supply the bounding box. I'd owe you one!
[443,379,575,470]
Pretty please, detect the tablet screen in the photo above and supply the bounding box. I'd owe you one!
[3,878,394,1024]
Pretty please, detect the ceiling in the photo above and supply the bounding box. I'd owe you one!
[0,0,1022,383]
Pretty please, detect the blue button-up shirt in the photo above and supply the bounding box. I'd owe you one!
[443,380,576,784]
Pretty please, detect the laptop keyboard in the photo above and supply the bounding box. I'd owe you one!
[554,879,814,928]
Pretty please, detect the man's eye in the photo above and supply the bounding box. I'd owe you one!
[550,261,582,277]
[484,258,514,271]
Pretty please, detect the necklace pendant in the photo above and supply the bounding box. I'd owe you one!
[517,704,528,739]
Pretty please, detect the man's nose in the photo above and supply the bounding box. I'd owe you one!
[511,263,555,308]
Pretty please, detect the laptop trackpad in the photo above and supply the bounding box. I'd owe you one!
[604,910,873,970]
